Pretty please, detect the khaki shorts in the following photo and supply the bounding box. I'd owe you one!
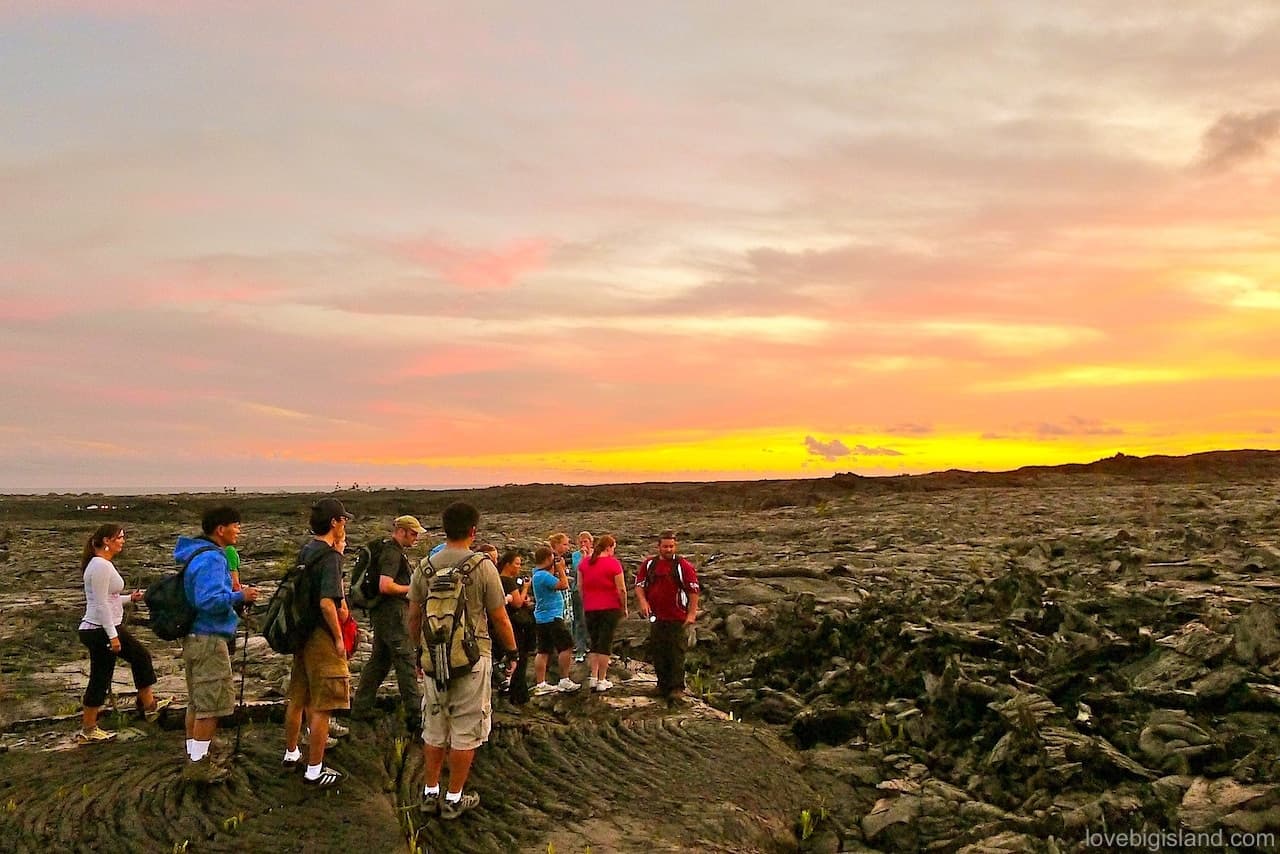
[183,633,235,719]
[286,627,351,712]
[422,656,492,751]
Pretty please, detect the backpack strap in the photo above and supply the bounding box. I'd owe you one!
[181,543,221,573]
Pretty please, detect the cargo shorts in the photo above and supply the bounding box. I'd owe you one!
[421,656,492,751]
[183,633,235,719]
[286,626,351,712]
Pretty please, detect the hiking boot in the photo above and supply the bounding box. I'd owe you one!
[420,791,441,816]
[328,720,350,739]
[139,697,173,723]
[557,677,581,693]
[74,727,116,744]
[532,682,559,696]
[573,654,587,663]
[183,756,230,784]
[593,679,613,693]
[440,791,480,820]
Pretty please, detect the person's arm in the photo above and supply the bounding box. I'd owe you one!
[553,558,569,591]
[320,597,343,656]
[682,560,700,624]
[613,565,628,618]
[377,546,412,597]
[488,605,517,656]
[634,559,650,619]
[190,554,244,618]
[508,580,531,608]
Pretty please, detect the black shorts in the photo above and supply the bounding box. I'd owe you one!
[584,609,622,655]
[535,619,574,655]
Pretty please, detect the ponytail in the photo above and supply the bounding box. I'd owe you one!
[589,534,616,565]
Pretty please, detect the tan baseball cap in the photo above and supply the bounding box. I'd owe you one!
[394,515,427,534]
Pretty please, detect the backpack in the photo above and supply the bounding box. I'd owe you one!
[642,555,696,610]
[348,538,388,610]
[416,552,487,692]
[145,543,220,641]
[261,545,329,654]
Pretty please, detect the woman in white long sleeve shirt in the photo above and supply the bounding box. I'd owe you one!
[77,524,170,742]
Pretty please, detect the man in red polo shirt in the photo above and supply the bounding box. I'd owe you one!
[634,530,700,703]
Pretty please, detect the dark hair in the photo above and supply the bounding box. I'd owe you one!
[533,545,553,564]
[497,550,521,573]
[441,502,479,541]
[309,506,333,535]
[202,506,241,536]
[589,534,616,565]
[81,523,123,571]
[658,530,676,542]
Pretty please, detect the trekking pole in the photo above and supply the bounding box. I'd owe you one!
[234,604,251,758]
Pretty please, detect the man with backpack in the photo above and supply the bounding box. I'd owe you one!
[279,498,353,789]
[634,530,700,704]
[351,515,427,729]
[409,502,516,820]
[176,506,259,783]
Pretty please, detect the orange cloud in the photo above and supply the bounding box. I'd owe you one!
[392,237,549,290]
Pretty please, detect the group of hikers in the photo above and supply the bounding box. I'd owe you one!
[75,499,701,819]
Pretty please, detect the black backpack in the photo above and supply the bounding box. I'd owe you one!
[144,543,220,641]
[348,538,388,610]
[262,545,329,654]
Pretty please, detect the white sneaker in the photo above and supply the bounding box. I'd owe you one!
[532,682,559,696]
[588,677,598,690]
[557,677,581,693]
[593,679,613,693]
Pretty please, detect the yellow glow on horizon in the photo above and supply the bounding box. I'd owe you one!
[341,426,1277,481]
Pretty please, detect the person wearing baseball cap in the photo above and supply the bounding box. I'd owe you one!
[351,514,426,730]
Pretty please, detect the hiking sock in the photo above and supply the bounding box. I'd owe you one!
[423,785,440,797]
[304,763,323,781]
[445,790,463,804]
[190,740,211,762]
[283,747,302,763]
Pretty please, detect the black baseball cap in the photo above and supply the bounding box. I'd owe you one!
[312,497,354,521]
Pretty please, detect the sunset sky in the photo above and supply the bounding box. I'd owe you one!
[2,2,1278,491]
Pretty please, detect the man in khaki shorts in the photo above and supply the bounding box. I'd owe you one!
[409,502,516,820]
[176,506,259,783]
[281,497,354,789]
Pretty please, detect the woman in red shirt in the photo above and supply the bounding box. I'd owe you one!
[578,534,628,692]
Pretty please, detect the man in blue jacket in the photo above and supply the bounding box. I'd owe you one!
[176,506,259,783]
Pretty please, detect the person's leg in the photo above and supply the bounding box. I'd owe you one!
[352,628,391,715]
[650,621,673,695]
[534,652,548,684]
[669,623,688,694]
[306,709,330,767]
[116,627,158,709]
[80,628,115,732]
[283,701,304,752]
[556,647,574,681]
[382,607,422,724]
[510,622,532,704]
[445,748,476,794]
[571,590,589,657]
[423,742,447,788]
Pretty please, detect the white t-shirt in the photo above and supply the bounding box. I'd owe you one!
[79,556,125,639]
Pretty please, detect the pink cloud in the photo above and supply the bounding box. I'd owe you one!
[392,237,549,290]
[0,295,77,322]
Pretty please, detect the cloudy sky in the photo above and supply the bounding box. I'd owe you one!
[2,1,1278,491]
